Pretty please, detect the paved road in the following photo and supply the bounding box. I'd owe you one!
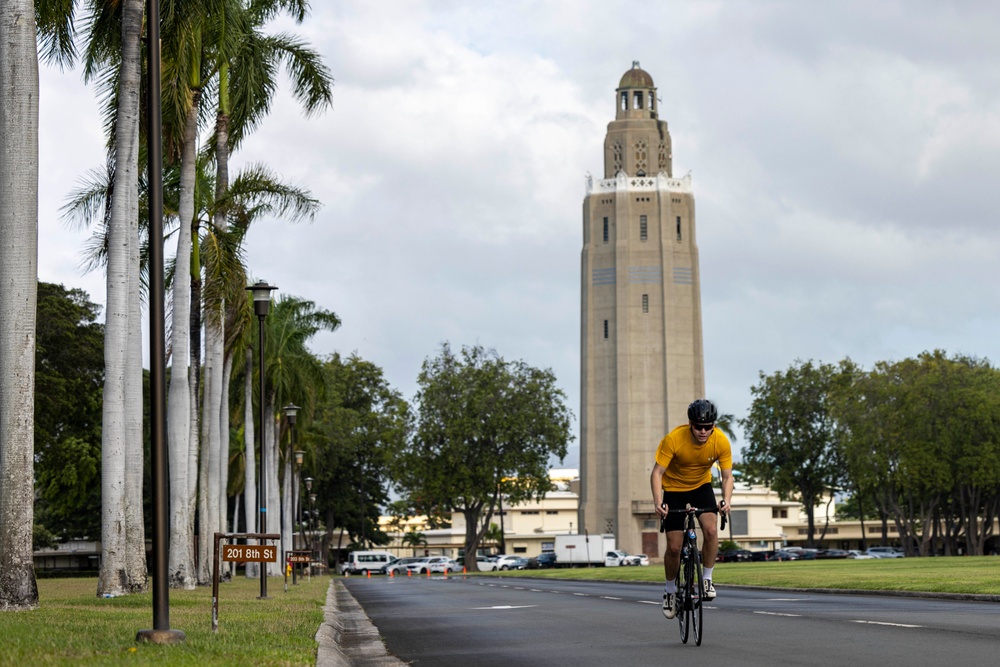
[342,575,1000,666]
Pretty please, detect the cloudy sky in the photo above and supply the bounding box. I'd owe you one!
[37,1,1000,467]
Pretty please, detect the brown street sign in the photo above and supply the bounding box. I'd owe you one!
[222,544,277,563]
[287,553,311,563]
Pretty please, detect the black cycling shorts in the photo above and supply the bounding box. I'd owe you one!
[660,482,718,532]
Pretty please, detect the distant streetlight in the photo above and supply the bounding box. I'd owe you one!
[294,449,305,553]
[283,404,300,585]
[247,280,276,599]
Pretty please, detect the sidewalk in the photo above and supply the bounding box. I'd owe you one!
[315,578,406,666]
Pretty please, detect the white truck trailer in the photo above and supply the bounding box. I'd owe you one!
[554,534,616,567]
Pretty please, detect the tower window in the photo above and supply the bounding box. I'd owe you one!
[603,217,609,243]
[640,215,648,242]
[676,216,682,241]
[603,320,609,339]
[642,294,649,313]
[633,91,643,109]
[621,92,627,111]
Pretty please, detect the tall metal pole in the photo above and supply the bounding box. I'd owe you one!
[247,281,275,598]
[137,0,184,644]
[257,312,267,599]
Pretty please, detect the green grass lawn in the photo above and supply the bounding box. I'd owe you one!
[485,556,1000,595]
[0,574,329,666]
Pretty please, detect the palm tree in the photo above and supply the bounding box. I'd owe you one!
[261,296,340,573]
[0,0,40,612]
[87,0,149,597]
[402,531,428,557]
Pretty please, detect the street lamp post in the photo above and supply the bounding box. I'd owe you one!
[137,0,185,645]
[247,281,276,599]
[304,477,313,575]
[283,404,300,584]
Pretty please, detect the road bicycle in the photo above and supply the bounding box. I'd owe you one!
[660,504,727,646]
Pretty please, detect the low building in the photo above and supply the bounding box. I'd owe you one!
[379,469,827,560]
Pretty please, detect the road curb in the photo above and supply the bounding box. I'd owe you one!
[316,579,407,666]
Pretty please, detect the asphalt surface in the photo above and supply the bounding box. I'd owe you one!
[328,574,1000,666]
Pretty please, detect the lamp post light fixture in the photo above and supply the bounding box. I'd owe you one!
[247,280,277,599]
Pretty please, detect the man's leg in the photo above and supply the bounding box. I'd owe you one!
[661,530,682,618]
[698,512,719,599]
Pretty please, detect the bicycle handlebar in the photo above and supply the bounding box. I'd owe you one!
[658,504,728,532]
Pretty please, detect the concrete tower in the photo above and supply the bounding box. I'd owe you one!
[579,62,705,556]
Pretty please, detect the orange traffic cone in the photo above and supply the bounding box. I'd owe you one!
[426,569,430,578]
[462,567,467,574]
[407,569,411,577]
[389,569,394,578]
[367,570,371,579]
[443,569,448,578]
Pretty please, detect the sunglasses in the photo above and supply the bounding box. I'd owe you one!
[691,423,715,432]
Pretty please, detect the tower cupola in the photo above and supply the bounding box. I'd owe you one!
[616,61,658,120]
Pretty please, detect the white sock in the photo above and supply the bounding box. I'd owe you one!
[703,567,714,581]
[664,580,677,594]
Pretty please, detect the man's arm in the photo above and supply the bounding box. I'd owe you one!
[719,467,734,513]
[650,464,667,517]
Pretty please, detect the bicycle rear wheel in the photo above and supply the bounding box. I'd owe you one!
[691,550,704,646]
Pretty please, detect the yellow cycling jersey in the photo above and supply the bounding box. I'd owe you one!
[655,424,733,492]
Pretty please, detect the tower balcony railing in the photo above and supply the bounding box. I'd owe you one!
[586,171,692,195]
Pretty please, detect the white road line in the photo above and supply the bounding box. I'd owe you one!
[600,596,621,600]
[851,620,923,628]
[766,598,806,601]
[638,600,660,605]
[529,589,543,592]
[754,611,801,617]
[573,593,588,596]
[470,605,538,610]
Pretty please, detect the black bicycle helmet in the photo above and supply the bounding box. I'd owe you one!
[687,399,717,423]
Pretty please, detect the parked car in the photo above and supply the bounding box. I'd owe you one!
[632,554,650,566]
[526,552,558,569]
[429,558,462,573]
[773,549,801,561]
[817,549,850,559]
[406,557,460,574]
[796,549,818,560]
[866,546,904,558]
[751,550,778,562]
[475,555,498,571]
[386,557,426,575]
[720,549,752,562]
[494,555,527,571]
[847,550,876,560]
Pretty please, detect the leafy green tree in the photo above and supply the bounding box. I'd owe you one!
[740,360,850,547]
[307,354,409,559]
[33,283,105,541]
[398,344,573,572]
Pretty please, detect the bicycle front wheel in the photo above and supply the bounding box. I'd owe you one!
[691,550,704,646]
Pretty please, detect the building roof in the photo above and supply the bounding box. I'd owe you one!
[619,61,654,89]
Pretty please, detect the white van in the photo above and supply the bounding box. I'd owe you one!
[339,551,397,575]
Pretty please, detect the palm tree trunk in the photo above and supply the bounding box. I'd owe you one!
[120,0,147,594]
[220,348,234,537]
[167,89,200,588]
[0,0,40,611]
[243,348,258,578]
[98,0,144,598]
[265,396,281,576]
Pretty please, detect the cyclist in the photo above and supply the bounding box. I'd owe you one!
[650,399,733,619]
